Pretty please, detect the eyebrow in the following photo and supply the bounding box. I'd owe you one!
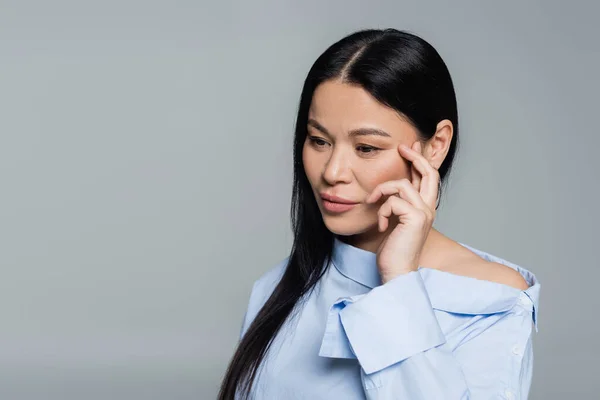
[307,118,392,138]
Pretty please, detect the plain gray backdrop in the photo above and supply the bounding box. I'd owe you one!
[1,1,598,399]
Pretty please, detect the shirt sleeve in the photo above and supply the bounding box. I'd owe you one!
[318,271,536,399]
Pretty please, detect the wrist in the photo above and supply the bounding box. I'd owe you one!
[380,266,418,284]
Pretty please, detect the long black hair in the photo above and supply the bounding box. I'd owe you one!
[218,28,460,399]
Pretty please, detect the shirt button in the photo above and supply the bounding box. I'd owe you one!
[505,389,515,399]
[512,345,522,356]
[518,293,532,307]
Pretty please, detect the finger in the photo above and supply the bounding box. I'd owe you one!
[410,141,422,191]
[399,144,440,209]
[370,178,430,213]
[366,180,402,204]
[377,195,413,232]
[367,178,422,207]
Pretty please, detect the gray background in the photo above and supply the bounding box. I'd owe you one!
[1,1,597,399]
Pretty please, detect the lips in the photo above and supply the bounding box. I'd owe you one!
[319,193,359,213]
[320,193,358,204]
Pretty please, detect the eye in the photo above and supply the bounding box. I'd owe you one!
[308,136,329,148]
[356,145,380,154]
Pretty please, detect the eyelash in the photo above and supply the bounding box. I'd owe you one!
[308,136,381,155]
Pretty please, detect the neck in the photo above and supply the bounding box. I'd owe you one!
[340,224,443,259]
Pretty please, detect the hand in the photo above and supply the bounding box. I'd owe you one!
[365,141,440,284]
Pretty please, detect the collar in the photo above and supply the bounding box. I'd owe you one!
[331,237,540,331]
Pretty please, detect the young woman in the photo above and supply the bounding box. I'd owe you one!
[219,28,540,400]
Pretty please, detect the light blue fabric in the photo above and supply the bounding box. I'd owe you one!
[239,237,540,399]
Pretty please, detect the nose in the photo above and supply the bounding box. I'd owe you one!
[322,146,352,185]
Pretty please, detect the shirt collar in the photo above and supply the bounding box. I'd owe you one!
[331,236,540,330]
[332,237,382,288]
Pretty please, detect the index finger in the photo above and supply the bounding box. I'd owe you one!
[398,143,440,210]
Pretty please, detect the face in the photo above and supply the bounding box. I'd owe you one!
[302,79,421,237]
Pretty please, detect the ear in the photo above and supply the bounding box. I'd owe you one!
[424,119,453,169]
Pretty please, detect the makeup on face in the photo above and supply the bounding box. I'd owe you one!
[319,193,360,213]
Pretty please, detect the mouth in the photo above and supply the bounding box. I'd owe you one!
[319,193,359,213]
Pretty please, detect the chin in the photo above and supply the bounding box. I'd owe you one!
[322,216,376,237]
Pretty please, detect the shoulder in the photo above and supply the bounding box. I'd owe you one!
[253,256,289,295]
[457,257,530,290]
[247,257,289,311]
[421,233,539,330]
[438,239,530,291]
[240,256,289,338]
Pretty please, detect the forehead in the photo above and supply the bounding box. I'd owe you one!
[308,80,414,138]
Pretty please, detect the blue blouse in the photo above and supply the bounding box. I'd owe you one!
[239,237,540,399]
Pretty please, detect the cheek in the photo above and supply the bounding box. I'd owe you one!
[302,143,319,183]
[357,155,410,192]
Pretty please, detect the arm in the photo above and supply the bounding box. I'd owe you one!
[318,271,536,399]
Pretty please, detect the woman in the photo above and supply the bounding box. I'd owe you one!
[219,28,540,399]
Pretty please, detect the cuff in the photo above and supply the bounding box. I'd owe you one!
[319,271,446,374]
